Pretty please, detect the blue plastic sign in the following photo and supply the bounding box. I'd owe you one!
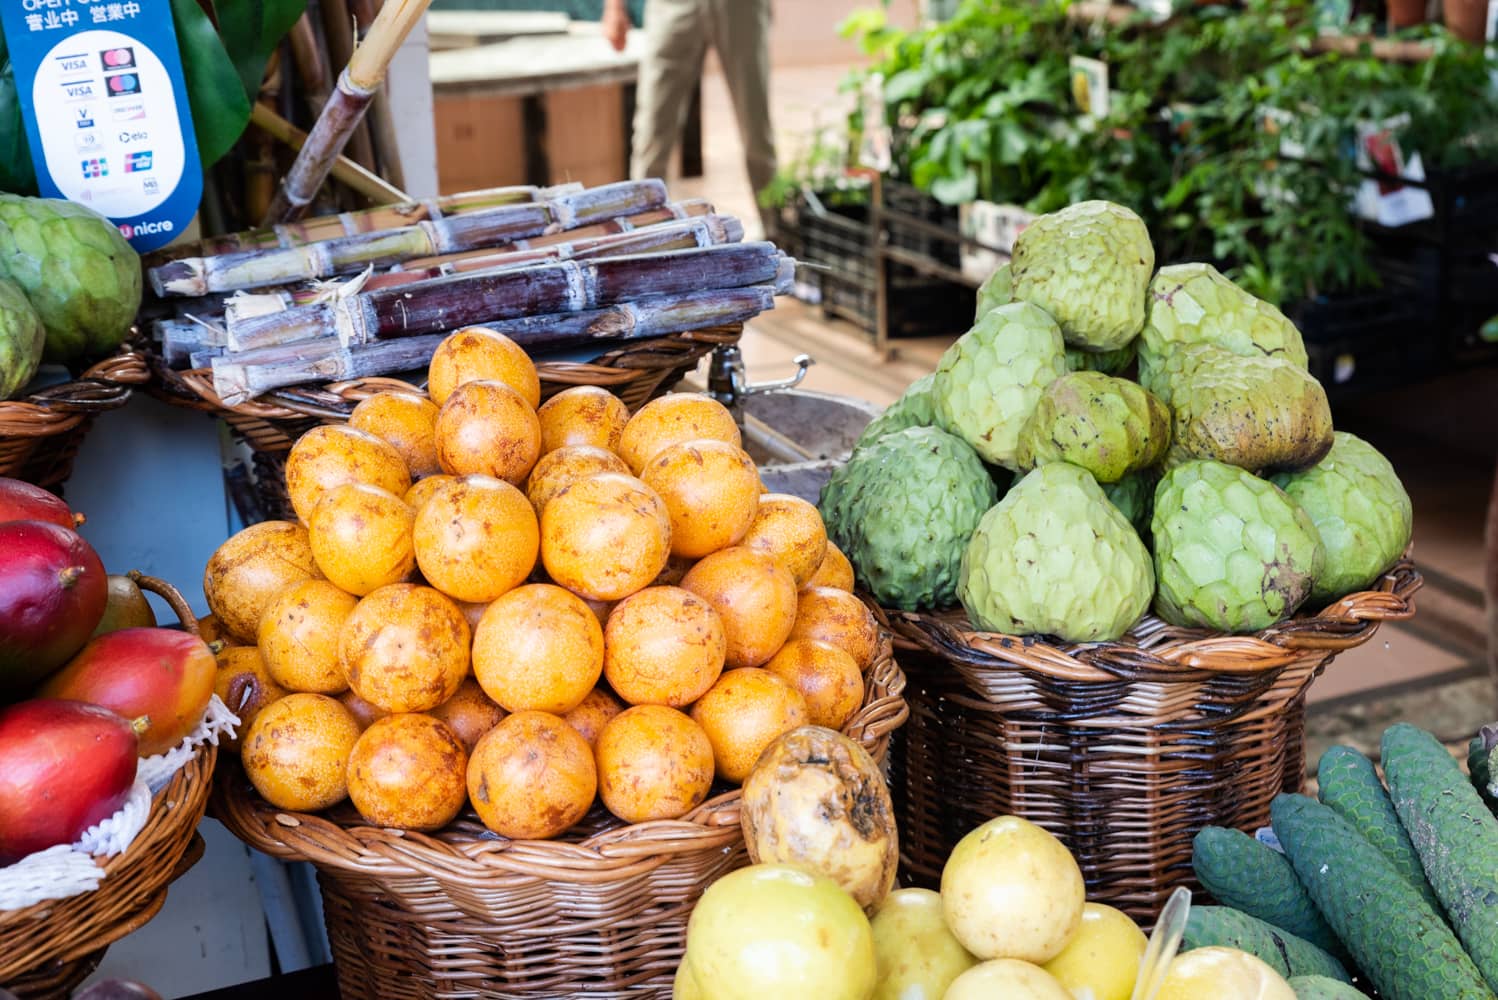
[0,0,203,253]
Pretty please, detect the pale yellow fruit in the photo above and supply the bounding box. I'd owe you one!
[940,815,1085,963]
[869,888,976,1000]
[1042,902,1147,1000]
[672,957,706,1000]
[1157,947,1296,1000]
[944,959,1072,1000]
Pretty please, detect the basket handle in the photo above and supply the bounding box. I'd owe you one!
[128,570,201,636]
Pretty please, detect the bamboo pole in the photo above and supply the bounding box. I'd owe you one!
[153,180,671,296]
[264,0,434,224]
[251,104,408,206]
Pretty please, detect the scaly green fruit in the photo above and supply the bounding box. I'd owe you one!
[932,301,1066,469]
[1103,471,1154,536]
[1139,263,1308,405]
[1162,345,1333,474]
[1469,725,1498,815]
[1190,827,1343,956]
[0,277,45,400]
[1151,460,1325,633]
[819,426,999,610]
[1288,976,1371,999]
[1010,200,1154,352]
[1015,371,1170,483]
[855,372,937,450]
[1066,342,1136,375]
[1181,906,1351,983]
[974,262,1013,320]
[960,462,1152,642]
[0,194,141,365]
[1270,432,1411,605]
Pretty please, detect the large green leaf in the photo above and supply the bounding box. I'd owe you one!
[0,36,37,195]
[217,0,306,101]
[171,0,254,166]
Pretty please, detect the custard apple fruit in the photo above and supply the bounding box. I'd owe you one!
[1016,371,1170,482]
[960,462,1153,642]
[1010,201,1154,352]
[1067,342,1136,376]
[819,425,999,610]
[855,372,936,450]
[1270,432,1411,605]
[932,301,1066,469]
[975,262,1013,320]
[0,194,141,365]
[1162,345,1333,473]
[0,277,45,400]
[1152,460,1326,633]
[1104,470,1155,536]
[1140,263,1308,405]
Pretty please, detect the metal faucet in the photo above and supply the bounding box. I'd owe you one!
[707,345,815,424]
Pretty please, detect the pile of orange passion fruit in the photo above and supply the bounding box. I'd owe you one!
[202,326,880,841]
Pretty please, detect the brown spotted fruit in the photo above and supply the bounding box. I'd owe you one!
[346,713,469,830]
[241,692,361,811]
[202,520,322,644]
[213,646,287,753]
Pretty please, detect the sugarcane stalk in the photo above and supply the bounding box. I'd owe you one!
[344,0,384,176]
[153,180,670,297]
[225,242,785,352]
[264,0,435,224]
[251,103,408,206]
[288,13,332,119]
[213,284,778,403]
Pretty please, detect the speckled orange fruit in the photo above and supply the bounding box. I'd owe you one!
[525,445,631,516]
[603,586,725,707]
[258,579,358,694]
[740,494,829,588]
[763,639,864,730]
[680,547,798,670]
[539,473,671,602]
[204,520,324,644]
[639,439,761,558]
[564,686,625,746]
[537,385,629,454]
[803,541,855,593]
[412,475,538,603]
[241,693,361,811]
[581,597,615,628]
[428,327,541,408]
[346,713,469,830]
[214,646,287,752]
[349,390,442,479]
[338,688,389,731]
[339,584,470,712]
[434,380,542,484]
[689,668,808,784]
[428,677,508,753]
[595,705,715,823]
[618,393,741,475]
[789,587,881,672]
[472,583,604,714]
[285,424,411,525]
[455,599,491,630]
[466,710,597,839]
[197,613,230,646]
[403,474,457,512]
[307,483,416,596]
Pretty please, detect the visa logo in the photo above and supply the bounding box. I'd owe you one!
[65,83,96,100]
[59,58,87,72]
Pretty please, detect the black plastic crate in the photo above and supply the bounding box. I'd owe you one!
[881,180,963,268]
[1288,291,1438,402]
[1362,163,1498,244]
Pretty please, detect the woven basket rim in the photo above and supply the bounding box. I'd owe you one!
[213,637,908,885]
[879,558,1422,682]
[0,348,149,438]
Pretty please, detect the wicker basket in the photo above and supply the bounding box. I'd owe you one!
[0,574,219,998]
[0,350,150,492]
[879,561,1422,923]
[145,326,740,521]
[213,643,908,999]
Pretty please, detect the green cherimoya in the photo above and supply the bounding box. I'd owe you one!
[855,372,937,450]
[819,425,998,610]
[1139,262,1308,405]
[0,194,141,365]
[974,262,1013,320]
[932,301,1066,469]
[1151,460,1326,632]
[0,277,45,400]
[1015,371,1170,483]
[1103,471,1154,535]
[1066,342,1136,376]
[1270,432,1411,605]
[1010,200,1154,352]
[960,462,1153,642]
[1163,345,1333,474]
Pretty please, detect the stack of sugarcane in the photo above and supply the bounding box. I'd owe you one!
[144,179,794,406]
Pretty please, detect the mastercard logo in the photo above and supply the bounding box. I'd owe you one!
[101,48,134,68]
[107,74,141,96]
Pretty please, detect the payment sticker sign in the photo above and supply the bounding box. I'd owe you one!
[0,0,202,252]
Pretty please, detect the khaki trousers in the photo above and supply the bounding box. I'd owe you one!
[629,0,776,197]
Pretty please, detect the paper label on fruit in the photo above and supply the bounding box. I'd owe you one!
[1254,826,1286,854]
[0,0,203,252]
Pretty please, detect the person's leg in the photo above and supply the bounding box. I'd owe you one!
[630,0,709,182]
[706,0,776,198]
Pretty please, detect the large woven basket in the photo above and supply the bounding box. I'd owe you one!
[144,326,740,522]
[879,560,1421,923]
[213,643,907,999]
[0,350,150,492]
[0,576,217,998]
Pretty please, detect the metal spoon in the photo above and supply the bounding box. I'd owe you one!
[1130,886,1193,1000]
